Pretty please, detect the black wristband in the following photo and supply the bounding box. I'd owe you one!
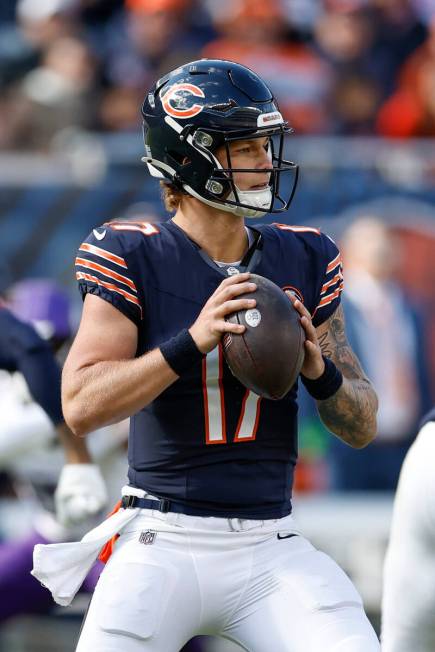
[301,356,343,400]
[160,328,204,377]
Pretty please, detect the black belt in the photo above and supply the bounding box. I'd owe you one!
[121,494,291,519]
[121,495,172,512]
[121,495,214,516]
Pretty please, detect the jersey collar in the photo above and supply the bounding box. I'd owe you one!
[165,219,263,277]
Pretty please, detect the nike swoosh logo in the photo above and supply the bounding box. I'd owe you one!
[93,229,106,241]
[277,533,298,540]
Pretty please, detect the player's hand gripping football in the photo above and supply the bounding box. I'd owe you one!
[286,293,325,380]
[189,273,257,354]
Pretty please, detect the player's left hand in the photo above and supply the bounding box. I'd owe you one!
[286,293,325,380]
[55,464,108,527]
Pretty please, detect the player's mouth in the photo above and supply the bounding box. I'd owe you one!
[250,182,269,190]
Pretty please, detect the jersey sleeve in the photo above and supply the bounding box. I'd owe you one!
[312,234,343,327]
[75,227,143,326]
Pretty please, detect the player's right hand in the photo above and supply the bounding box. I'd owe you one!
[189,273,257,354]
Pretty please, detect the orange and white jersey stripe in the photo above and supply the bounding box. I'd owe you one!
[320,271,343,296]
[315,251,344,315]
[78,243,128,269]
[75,257,137,293]
[76,229,143,321]
[76,271,143,318]
[326,253,341,274]
[317,282,344,309]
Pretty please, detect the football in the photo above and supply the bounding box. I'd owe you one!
[223,274,305,400]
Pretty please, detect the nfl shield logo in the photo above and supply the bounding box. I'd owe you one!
[139,530,157,545]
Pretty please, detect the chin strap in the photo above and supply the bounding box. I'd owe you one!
[182,182,271,218]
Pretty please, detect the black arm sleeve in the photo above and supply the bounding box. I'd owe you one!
[0,308,63,425]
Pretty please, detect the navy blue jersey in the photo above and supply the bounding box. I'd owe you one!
[0,306,63,425]
[76,220,343,518]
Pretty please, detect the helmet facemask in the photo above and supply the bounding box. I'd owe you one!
[142,119,299,218]
[204,126,298,218]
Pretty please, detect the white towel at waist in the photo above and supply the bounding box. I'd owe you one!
[31,487,143,606]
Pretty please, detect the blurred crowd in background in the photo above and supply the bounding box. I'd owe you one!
[0,1,434,646]
[1,0,435,150]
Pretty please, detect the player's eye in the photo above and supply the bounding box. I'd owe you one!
[235,146,250,154]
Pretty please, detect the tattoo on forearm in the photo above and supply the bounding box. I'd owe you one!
[318,379,376,447]
[328,307,365,379]
[317,305,378,447]
[317,332,333,358]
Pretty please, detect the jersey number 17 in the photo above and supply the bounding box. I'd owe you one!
[202,346,261,445]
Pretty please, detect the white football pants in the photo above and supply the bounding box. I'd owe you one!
[76,508,380,652]
[382,422,435,652]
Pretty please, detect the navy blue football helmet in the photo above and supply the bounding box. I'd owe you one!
[141,59,299,217]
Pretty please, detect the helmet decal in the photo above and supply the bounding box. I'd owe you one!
[161,83,205,119]
[257,111,283,127]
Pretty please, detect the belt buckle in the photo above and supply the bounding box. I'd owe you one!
[123,495,136,509]
[158,498,170,513]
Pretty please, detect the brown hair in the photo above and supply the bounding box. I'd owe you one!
[160,181,185,213]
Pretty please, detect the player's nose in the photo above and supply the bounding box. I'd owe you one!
[256,146,273,170]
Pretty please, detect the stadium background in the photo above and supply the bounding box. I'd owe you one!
[0,0,434,650]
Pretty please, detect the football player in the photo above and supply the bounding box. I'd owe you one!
[39,60,379,651]
[381,406,435,651]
